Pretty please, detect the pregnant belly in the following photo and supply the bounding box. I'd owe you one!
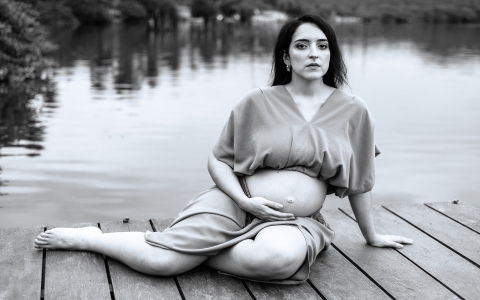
[244,169,327,217]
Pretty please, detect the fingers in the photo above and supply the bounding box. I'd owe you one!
[371,234,413,249]
[387,235,413,245]
[396,236,414,245]
[388,241,404,249]
[256,200,295,221]
[384,235,413,249]
[262,200,284,210]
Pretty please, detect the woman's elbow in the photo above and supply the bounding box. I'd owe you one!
[207,151,216,174]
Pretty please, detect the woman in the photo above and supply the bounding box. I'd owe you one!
[34,14,412,284]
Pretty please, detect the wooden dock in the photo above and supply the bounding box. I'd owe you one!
[1,201,479,299]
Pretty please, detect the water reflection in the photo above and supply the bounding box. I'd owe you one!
[46,22,480,93]
[1,21,479,227]
[0,79,56,156]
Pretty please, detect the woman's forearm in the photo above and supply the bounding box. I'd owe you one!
[348,192,377,243]
[207,151,250,208]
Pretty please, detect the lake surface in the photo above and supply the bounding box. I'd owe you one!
[1,21,479,227]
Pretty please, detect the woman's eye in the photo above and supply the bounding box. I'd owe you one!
[318,44,328,49]
[295,43,308,49]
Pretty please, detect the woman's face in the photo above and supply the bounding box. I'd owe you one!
[284,23,330,82]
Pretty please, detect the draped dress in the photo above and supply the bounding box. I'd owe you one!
[145,85,380,284]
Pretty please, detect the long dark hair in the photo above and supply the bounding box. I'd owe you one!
[270,15,347,88]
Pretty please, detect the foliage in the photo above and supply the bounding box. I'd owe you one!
[191,0,217,21]
[67,0,112,24]
[0,0,56,84]
[281,0,480,23]
[22,0,112,25]
[119,0,147,21]
[34,0,78,25]
[0,0,56,147]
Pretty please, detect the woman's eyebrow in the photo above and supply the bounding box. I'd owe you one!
[294,38,328,43]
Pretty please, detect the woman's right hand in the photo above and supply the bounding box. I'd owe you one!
[239,197,296,221]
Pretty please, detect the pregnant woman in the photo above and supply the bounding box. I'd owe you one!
[34,14,412,284]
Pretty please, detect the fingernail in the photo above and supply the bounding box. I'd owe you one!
[277,205,283,208]
[398,245,403,249]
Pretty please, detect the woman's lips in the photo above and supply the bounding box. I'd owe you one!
[306,63,320,67]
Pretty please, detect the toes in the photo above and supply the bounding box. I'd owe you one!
[36,236,50,242]
[34,239,48,245]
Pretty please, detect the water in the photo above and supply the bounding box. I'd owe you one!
[1,22,479,227]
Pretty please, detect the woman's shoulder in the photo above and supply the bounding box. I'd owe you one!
[233,86,279,110]
[335,89,370,113]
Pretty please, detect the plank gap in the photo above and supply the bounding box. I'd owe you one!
[240,280,257,300]
[338,207,356,222]
[97,223,116,300]
[306,279,327,300]
[149,219,157,232]
[393,245,465,300]
[40,226,46,300]
[331,243,396,300]
[381,205,480,269]
[424,204,480,235]
[340,207,465,299]
[173,276,186,300]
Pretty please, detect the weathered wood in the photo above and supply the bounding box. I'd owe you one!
[245,281,323,300]
[322,209,459,300]
[151,218,252,299]
[425,201,480,234]
[342,206,480,299]
[0,226,43,299]
[100,219,181,300]
[44,223,111,299]
[177,265,252,300]
[384,203,480,267]
[150,218,175,232]
[309,246,389,300]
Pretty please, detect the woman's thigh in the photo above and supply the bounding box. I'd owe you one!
[206,225,307,280]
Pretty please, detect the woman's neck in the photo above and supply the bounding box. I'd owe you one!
[285,76,331,98]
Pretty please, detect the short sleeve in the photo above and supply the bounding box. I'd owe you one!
[212,111,235,168]
[211,89,260,175]
[328,97,379,198]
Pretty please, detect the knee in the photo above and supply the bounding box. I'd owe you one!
[143,255,181,276]
[246,247,304,279]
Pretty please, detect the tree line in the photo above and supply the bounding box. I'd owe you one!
[9,0,480,26]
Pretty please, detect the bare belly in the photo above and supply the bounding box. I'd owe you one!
[245,169,327,217]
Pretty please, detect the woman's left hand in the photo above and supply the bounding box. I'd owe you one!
[367,234,413,249]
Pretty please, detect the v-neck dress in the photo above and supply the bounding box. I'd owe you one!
[145,85,380,285]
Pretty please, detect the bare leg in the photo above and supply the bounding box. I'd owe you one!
[34,227,207,276]
[206,225,307,281]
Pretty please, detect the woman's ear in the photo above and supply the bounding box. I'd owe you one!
[283,51,289,64]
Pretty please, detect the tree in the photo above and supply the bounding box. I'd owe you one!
[191,0,217,25]
[136,0,178,28]
[0,0,56,147]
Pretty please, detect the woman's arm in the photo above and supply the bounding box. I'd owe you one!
[349,192,413,248]
[207,151,295,221]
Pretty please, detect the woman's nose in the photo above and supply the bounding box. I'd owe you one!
[309,47,319,59]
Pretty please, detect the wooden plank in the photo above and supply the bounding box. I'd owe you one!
[384,203,480,267]
[245,281,323,300]
[425,201,480,234]
[342,206,480,299]
[151,218,253,300]
[0,226,43,299]
[44,223,110,299]
[322,209,459,300]
[150,218,175,232]
[177,265,252,300]
[100,219,181,300]
[309,246,389,300]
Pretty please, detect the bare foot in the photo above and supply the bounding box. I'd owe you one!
[33,226,102,250]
